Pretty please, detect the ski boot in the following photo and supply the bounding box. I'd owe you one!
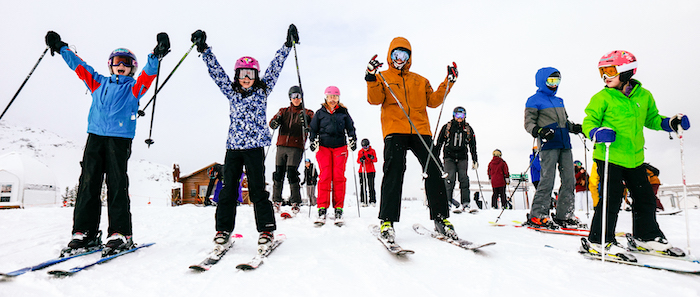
[60,230,103,258]
[102,233,134,257]
[434,217,458,240]
[553,217,587,229]
[314,207,327,226]
[525,214,559,229]
[257,231,274,255]
[334,208,344,226]
[379,221,395,243]
[626,234,686,257]
[580,237,637,262]
[291,203,300,214]
[213,231,231,245]
[273,202,282,213]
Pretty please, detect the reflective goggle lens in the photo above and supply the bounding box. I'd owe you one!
[290,93,302,99]
[546,77,561,87]
[391,49,410,62]
[454,112,466,119]
[238,69,257,80]
[111,56,134,67]
[598,66,618,78]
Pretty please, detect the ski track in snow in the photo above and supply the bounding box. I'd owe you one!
[1,203,700,297]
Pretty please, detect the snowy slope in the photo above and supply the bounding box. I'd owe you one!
[1,203,700,297]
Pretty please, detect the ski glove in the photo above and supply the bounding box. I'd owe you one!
[368,154,375,160]
[365,54,383,82]
[661,113,691,133]
[590,127,616,143]
[570,123,583,135]
[153,32,171,59]
[360,156,366,162]
[45,31,68,56]
[447,62,458,83]
[532,126,554,141]
[191,30,208,53]
[310,137,319,152]
[349,137,357,151]
[472,161,479,170]
[270,118,280,130]
[285,24,299,47]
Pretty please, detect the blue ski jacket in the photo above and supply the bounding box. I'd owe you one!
[60,46,159,139]
[524,67,574,150]
[309,103,356,149]
[202,44,290,150]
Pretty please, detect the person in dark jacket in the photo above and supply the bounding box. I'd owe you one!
[45,31,168,257]
[309,86,357,225]
[357,138,378,206]
[435,106,477,211]
[524,67,582,228]
[487,149,510,209]
[269,86,314,212]
[204,164,224,206]
[301,159,318,206]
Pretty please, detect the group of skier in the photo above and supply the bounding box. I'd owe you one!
[42,23,692,261]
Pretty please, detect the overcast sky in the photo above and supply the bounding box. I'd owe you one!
[2,0,698,196]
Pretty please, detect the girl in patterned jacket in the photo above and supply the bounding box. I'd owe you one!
[190,25,298,251]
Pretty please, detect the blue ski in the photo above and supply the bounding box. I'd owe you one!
[47,243,155,277]
[0,248,102,279]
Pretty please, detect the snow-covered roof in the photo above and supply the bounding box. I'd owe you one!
[0,152,56,187]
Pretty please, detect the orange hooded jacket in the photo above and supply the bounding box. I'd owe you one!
[367,37,453,138]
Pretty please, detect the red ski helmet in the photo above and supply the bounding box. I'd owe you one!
[598,50,637,79]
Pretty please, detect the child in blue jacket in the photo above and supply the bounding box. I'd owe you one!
[45,31,169,257]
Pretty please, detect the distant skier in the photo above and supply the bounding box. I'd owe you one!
[190,24,298,252]
[301,159,318,206]
[581,50,690,260]
[45,30,169,257]
[365,37,457,242]
[309,86,357,226]
[573,160,591,211]
[643,163,664,211]
[203,164,223,206]
[435,106,478,211]
[524,67,583,229]
[487,149,510,209]
[357,138,378,207]
[269,85,314,213]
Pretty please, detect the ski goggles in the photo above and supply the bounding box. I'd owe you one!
[237,69,257,80]
[545,76,561,87]
[453,111,466,119]
[110,56,135,67]
[290,93,302,99]
[391,49,410,62]
[574,161,582,167]
[598,62,638,79]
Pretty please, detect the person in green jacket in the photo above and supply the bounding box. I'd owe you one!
[581,50,690,260]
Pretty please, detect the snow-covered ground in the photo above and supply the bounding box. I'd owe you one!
[1,202,700,297]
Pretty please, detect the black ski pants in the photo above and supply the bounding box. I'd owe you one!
[588,160,664,243]
[216,148,276,233]
[359,172,376,204]
[73,134,133,237]
[378,134,449,222]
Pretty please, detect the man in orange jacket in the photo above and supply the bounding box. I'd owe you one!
[365,37,457,243]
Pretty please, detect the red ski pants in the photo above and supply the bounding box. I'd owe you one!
[316,146,348,209]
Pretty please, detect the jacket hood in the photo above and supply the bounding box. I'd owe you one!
[535,67,559,96]
[387,37,412,73]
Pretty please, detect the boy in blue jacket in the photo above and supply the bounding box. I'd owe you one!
[45,31,169,256]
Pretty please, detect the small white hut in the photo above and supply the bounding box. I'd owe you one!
[0,152,58,209]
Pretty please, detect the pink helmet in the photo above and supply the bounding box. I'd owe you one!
[324,86,340,96]
[234,56,260,71]
[598,50,637,75]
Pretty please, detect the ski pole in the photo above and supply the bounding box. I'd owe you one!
[351,150,361,217]
[494,147,540,223]
[1,47,50,121]
[376,71,448,178]
[138,43,196,117]
[579,134,591,218]
[600,142,612,263]
[678,128,692,255]
[265,129,277,160]
[422,73,453,178]
[144,58,162,147]
[361,161,369,206]
[474,169,487,209]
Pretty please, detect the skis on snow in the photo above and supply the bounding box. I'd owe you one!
[412,224,496,251]
[189,234,242,272]
[0,247,102,279]
[47,243,155,277]
[368,224,414,256]
[235,235,285,271]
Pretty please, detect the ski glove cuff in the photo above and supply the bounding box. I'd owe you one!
[590,127,616,143]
